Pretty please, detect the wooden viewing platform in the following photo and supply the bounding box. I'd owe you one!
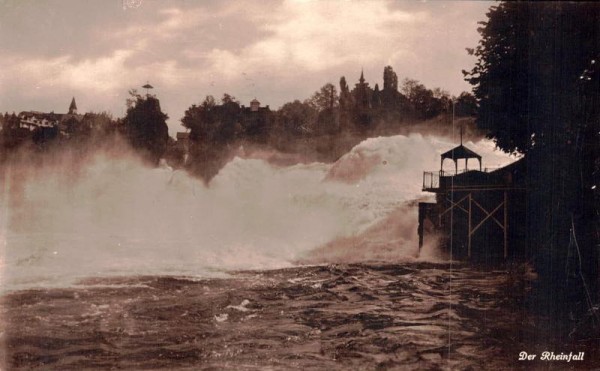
[418,142,526,261]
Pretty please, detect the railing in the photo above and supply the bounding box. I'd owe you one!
[423,166,515,192]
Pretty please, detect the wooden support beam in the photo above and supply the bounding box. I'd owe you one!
[439,194,470,218]
[504,191,508,259]
[469,200,505,236]
[468,193,472,258]
[471,198,505,230]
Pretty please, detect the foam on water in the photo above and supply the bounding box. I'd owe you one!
[0,134,517,290]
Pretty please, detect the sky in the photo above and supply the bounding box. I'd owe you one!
[0,0,494,134]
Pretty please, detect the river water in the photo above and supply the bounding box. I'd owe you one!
[2,262,539,370]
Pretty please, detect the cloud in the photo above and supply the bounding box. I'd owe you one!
[197,1,428,80]
[0,0,491,133]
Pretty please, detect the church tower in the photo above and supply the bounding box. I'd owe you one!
[354,70,371,110]
[68,97,78,115]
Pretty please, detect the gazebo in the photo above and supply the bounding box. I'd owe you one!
[142,82,154,96]
[440,144,482,175]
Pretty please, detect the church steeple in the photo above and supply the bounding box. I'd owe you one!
[68,97,77,115]
[354,69,370,110]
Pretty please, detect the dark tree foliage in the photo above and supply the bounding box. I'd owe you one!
[380,66,401,109]
[466,1,600,331]
[181,94,247,180]
[182,95,217,142]
[339,76,353,131]
[306,83,339,135]
[401,78,448,120]
[1,113,29,149]
[463,2,531,153]
[306,83,339,111]
[466,2,599,154]
[181,95,240,145]
[383,65,399,93]
[32,126,58,147]
[454,92,478,117]
[339,77,352,109]
[277,100,317,136]
[221,93,239,105]
[63,116,89,139]
[81,112,118,137]
[372,84,381,108]
[123,91,169,165]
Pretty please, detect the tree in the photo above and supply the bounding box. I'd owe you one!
[383,65,398,91]
[454,92,477,117]
[339,77,352,109]
[372,84,381,108]
[463,2,530,153]
[304,83,339,135]
[81,112,117,136]
[221,93,239,105]
[32,126,58,147]
[182,94,244,144]
[400,78,420,99]
[123,91,170,165]
[306,83,338,111]
[63,116,88,139]
[379,66,405,114]
[181,95,217,142]
[277,100,317,135]
[181,94,245,181]
[465,1,600,330]
[401,79,444,119]
[1,113,29,149]
[339,76,353,132]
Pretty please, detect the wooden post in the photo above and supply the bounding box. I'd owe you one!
[504,191,508,259]
[468,193,472,259]
[418,204,424,251]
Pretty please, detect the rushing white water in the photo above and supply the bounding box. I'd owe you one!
[0,134,516,290]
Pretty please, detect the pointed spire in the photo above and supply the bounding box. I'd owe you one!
[68,97,77,115]
[359,69,365,84]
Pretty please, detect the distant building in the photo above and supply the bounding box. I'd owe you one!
[68,97,78,115]
[352,70,371,110]
[241,98,271,139]
[250,98,261,112]
[18,97,83,136]
[173,131,191,164]
[175,131,190,152]
[350,71,374,128]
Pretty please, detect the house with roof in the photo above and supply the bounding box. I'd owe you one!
[240,98,272,139]
[18,97,83,137]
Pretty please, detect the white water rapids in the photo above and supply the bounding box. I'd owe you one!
[0,134,516,291]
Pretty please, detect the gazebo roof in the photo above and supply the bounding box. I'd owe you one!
[441,144,481,161]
